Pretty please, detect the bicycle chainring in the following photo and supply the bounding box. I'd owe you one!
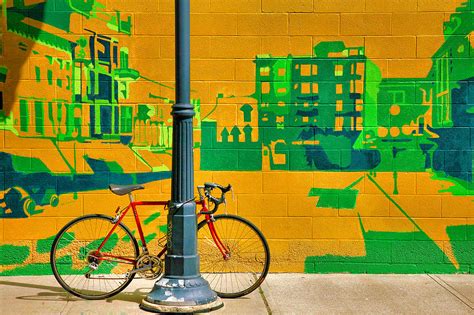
[136,255,163,280]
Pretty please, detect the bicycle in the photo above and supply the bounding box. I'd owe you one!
[50,182,270,300]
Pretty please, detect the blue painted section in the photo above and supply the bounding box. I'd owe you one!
[100,105,112,134]
[299,127,381,170]
[0,152,171,218]
[432,78,474,184]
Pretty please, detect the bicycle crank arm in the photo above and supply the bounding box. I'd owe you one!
[128,264,153,275]
[85,275,129,280]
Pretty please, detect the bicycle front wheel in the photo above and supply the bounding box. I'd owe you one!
[50,214,139,300]
[197,214,270,298]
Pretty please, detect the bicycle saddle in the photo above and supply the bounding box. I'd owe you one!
[109,184,145,195]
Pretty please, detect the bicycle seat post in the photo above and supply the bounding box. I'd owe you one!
[128,193,134,204]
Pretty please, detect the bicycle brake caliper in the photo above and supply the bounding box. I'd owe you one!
[112,206,121,223]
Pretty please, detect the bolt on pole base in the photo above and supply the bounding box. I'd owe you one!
[140,277,223,313]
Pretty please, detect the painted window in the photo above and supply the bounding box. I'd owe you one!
[47,69,53,86]
[335,64,343,76]
[74,65,81,95]
[35,66,41,82]
[300,64,311,76]
[260,66,270,76]
[97,38,111,64]
[335,116,344,131]
[277,87,287,94]
[356,117,363,131]
[34,101,44,135]
[120,48,129,68]
[19,99,29,132]
[120,106,133,133]
[261,82,270,94]
[355,80,364,94]
[301,82,310,94]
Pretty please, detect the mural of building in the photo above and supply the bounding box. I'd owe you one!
[202,2,474,188]
[0,0,192,221]
[255,41,382,171]
[428,4,474,186]
[201,95,262,170]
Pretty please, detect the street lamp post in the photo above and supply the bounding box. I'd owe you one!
[140,0,223,313]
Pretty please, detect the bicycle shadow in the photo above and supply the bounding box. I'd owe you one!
[0,280,148,304]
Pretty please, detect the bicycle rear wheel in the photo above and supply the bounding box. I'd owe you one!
[50,214,139,300]
[197,214,270,298]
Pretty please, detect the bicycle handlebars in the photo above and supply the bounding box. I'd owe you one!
[197,182,232,214]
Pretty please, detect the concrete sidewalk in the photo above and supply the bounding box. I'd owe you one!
[0,274,472,314]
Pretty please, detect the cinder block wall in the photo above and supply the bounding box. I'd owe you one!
[0,0,473,275]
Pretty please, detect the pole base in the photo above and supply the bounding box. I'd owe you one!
[140,276,224,314]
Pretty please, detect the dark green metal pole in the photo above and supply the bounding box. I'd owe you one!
[140,0,222,313]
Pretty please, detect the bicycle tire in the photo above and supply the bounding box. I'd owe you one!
[50,214,139,300]
[197,214,270,298]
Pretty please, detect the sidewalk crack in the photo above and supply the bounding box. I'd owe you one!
[428,274,474,310]
[258,285,272,315]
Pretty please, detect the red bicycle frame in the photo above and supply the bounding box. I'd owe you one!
[95,197,229,265]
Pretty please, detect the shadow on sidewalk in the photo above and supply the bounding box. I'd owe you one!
[0,280,149,304]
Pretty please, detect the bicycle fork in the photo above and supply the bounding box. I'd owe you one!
[206,216,231,260]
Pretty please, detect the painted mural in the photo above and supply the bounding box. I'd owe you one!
[1,0,473,275]
[200,1,474,274]
[0,0,177,274]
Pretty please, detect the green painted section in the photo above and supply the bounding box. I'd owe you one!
[309,176,363,209]
[103,161,123,173]
[309,188,358,209]
[447,225,474,273]
[305,218,472,274]
[0,66,8,83]
[11,155,50,173]
[159,224,167,234]
[144,212,161,225]
[431,171,474,196]
[145,233,157,244]
[36,233,74,254]
[0,245,30,265]
[306,172,474,273]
